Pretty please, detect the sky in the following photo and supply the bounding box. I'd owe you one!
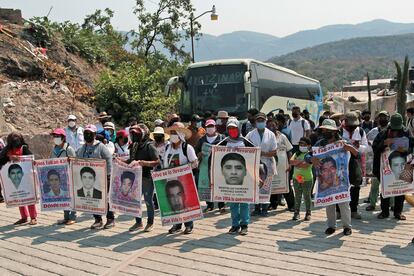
[2,0,414,37]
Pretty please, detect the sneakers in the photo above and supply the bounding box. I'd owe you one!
[377,212,389,219]
[351,212,362,219]
[13,218,28,225]
[343,228,352,236]
[168,225,182,234]
[103,219,115,229]
[239,225,248,236]
[144,223,154,232]
[261,210,269,217]
[183,227,193,234]
[325,227,336,235]
[129,222,144,232]
[292,212,300,221]
[203,207,214,213]
[251,210,261,216]
[228,226,240,234]
[304,212,311,221]
[365,205,375,211]
[90,220,103,230]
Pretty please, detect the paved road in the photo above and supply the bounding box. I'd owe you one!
[0,186,414,275]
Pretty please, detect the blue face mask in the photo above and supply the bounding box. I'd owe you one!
[256,122,266,130]
[196,121,202,128]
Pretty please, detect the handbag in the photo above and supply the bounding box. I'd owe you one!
[399,163,413,183]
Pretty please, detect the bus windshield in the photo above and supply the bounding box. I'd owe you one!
[181,64,248,118]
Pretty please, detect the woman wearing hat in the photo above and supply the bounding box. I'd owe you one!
[50,128,77,225]
[114,129,130,160]
[164,122,198,234]
[150,127,170,168]
[310,119,359,236]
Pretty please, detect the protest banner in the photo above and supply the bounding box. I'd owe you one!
[152,165,202,226]
[35,158,72,211]
[313,141,351,207]
[380,146,414,198]
[0,155,37,207]
[271,148,289,194]
[211,146,260,203]
[71,158,107,215]
[198,143,212,201]
[109,159,142,217]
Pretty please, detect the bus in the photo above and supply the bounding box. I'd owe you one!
[165,59,323,122]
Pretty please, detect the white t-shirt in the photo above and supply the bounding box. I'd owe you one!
[287,117,310,145]
[206,135,218,144]
[163,143,197,169]
[245,128,278,175]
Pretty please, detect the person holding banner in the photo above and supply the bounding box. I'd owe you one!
[164,122,198,234]
[124,123,159,233]
[218,118,254,235]
[50,128,77,225]
[246,112,277,217]
[76,124,113,230]
[373,113,414,220]
[114,129,130,160]
[195,119,225,213]
[310,119,359,236]
[0,132,38,225]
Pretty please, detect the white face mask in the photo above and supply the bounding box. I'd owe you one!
[54,137,63,146]
[170,134,180,144]
[206,127,216,135]
[299,146,308,153]
[216,119,222,125]
[68,121,76,128]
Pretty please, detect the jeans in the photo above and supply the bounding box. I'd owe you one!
[380,194,404,216]
[293,179,312,212]
[327,201,351,229]
[369,177,380,207]
[350,185,361,212]
[230,203,250,227]
[94,175,114,221]
[135,177,155,224]
[64,210,76,221]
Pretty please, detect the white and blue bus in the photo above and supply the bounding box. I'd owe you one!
[165,59,323,121]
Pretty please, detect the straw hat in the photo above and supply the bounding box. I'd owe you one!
[149,127,170,141]
[164,122,192,140]
[97,111,112,119]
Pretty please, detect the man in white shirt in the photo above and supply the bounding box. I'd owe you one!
[287,106,311,153]
[340,112,368,219]
[64,115,84,151]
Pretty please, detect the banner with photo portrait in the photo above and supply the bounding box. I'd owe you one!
[109,158,142,217]
[271,148,290,194]
[0,155,37,207]
[70,158,107,215]
[211,146,260,203]
[198,143,212,201]
[35,158,72,211]
[152,165,202,226]
[313,141,351,207]
[380,145,414,198]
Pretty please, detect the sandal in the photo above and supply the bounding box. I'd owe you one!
[395,214,406,221]
[29,219,37,225]
[13,218,28,225]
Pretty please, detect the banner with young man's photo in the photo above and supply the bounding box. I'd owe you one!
[35,158,72,211]
[211,146,260,203]
[198,143,212,201]
[271,148,290,195]
[0,155,37,207]
[109,159,142,217]
[313,141,351,207]
[152,165,202,226]
[380,145,414,198]
[70,158,107,215]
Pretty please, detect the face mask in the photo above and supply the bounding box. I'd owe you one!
[68,121,76,128]
[206,127,216,135]
[299,146,308,153]
[292,113,299,118]
[322,132,334,140]
[170,134,180,144]
[378,119,388,127]
[154,135,164,143]
[131,133,143,143]
[123,137,129,144]
[256,122,266,130]
[228,128,239,139]
[196,122,202,128]
[216,119,222,125]
[54,137,62,146]
[364,116,370,121]
[84,132,95,143]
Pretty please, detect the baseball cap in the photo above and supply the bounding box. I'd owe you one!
[227,118,239,128]
[51,128,66,137]
[116,129,128,138]
[205,119,216,126]
[255,112,267,120]
[67,115,77,121]
[103,122,115,130]
[390,113,404,130]
[84,124,97,133]
[378,110,390,117]
[154,119,164,126]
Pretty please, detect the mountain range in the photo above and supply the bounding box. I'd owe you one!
[187,19,414,61]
